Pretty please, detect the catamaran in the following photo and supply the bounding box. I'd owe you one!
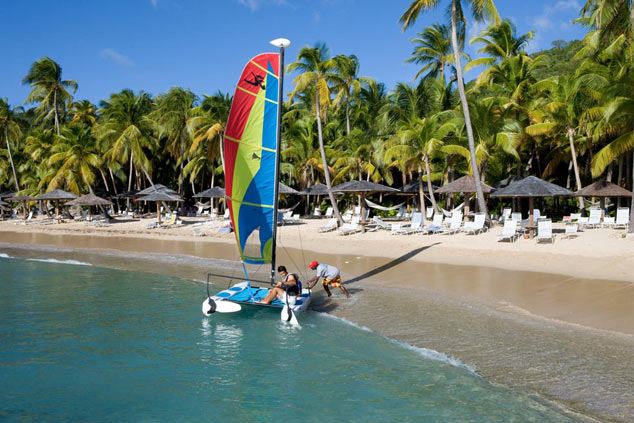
[201,38,311,324]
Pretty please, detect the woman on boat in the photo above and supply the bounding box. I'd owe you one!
[306,261,350,298]
[258,265,300,304]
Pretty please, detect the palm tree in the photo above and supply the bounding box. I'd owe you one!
[386,111,458,214]
[97,89,156,194]
[70,100,98,127]
[288,43,344,224]
[0,99,22,191]
[407,24,456,83]
[22,57,77,135]
[331,55,370,136]
[467,19,533,69]
[187,92,231,179]
[48,124,103,194]
[401,0,500,217]
[152,88,197,194]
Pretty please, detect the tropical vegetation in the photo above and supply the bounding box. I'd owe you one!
[1,1,634,230]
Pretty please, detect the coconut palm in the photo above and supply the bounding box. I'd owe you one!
[97,89,156,194]
[407,24,459,83]
[152,88,197,194]
[401,0,500,217]
[466,19,534,70]
[331,55,371,136]
[22,57,77,135]
[0,99,23,191]
[70,100,98,127]
[47,124,103,193]
[288,43,344,224]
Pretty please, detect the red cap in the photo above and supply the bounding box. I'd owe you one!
[308,260,319,269]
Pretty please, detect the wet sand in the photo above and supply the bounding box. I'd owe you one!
[1,231,633,421]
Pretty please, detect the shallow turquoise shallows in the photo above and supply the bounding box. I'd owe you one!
[0,257,574,422]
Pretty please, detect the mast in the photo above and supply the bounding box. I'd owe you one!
[269,38,290,286]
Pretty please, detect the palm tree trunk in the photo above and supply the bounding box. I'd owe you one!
[127,152,134,211]
[315,91,343,225]
[109,168,118,195]
[5,127,20,192]
[630,152,634,233]
[450,0,487,216]
[99,169,110,192]
[53,89,61,136]
[219,131,226,176]
[417,164,426,217]
[345,95,351,136]
[423,156,439,212]
[567,129,584,209]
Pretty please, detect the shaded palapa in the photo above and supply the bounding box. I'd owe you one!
[435,175,493,194]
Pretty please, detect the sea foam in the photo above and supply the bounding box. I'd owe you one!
[320,312,476,373]
[26,258,92,266]
[0,253,12,259]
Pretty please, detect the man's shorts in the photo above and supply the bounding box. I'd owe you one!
[322,275,343,288]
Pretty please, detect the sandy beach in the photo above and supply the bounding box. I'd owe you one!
[1,216,633,421]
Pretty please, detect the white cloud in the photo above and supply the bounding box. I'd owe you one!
[100,48,134,67]
[531,1,579,31]
[238,0,290,12]
[150,0,158,6]
[554,0,581,11]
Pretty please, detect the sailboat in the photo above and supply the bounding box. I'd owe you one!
[201,38,311,324]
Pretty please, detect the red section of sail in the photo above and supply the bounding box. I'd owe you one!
[223,52,279,199]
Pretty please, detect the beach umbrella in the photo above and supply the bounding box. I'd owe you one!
[435,175,493,194]
[67,193,112,206]
[137,191,183,224]
[279,182,300,195]
[331,181,399,222]
[35,189,77,223]
[193,187,226,198]
[399,180,437,194]
[491,176,573,225]
[300,183,329,196]
[116,190,138,199]
[136,184,177,196]
[574,180,633,212]
[435,175,493,215]
[5,194,34,202]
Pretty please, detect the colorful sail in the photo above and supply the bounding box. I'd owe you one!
[224,53,280,264]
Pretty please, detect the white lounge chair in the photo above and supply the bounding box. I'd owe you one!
[422,213,444,234]
[441,211,463,235]
[602,216,615,228]
[511,212,522,223]
[585,208,601,228]
[498,219,520,242]
[425,208,434,220]
[338,216,363,236]
[500,208,512,224]
[223,209,230,220]
[563,222,578,239]
[313,208,322,218]
[371,216,392,231]
[536,219,554,243]
[614,207,629,229]
[324,207,333,218]
[318,218,338,233]
[402,212,424,234]
[462,213,486,235]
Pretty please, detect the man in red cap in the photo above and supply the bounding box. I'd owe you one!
[306,260,350,298]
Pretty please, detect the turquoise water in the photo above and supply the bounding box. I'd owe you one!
[0,256,575,422]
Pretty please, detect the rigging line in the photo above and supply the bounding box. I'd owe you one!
[296,223,308,281]
[277,223,307,282]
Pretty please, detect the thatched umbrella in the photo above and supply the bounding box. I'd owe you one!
[399,180,436,194]
[332,181,399,222]
[435,175,493,215]
[279,182,299,195]
[67,193,112,220]
[300,183,329,196]
[138,191,183,224]
[574,180,633,210]
[491,176,572,226]
[136,184,177,196]
[35,189,77,222]
[193,187,226,198]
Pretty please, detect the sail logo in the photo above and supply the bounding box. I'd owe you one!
[244,72,266,89]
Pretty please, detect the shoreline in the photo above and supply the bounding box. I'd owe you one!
[1,225,634,421]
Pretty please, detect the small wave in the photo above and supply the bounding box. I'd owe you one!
[320,312,476,373]
[0,253,12,259]
[389,339,477,374]
[26,258,92,266]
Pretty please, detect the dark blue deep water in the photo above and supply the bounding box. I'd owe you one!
[0,256,574,422]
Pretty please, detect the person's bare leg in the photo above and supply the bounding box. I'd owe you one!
[323,283,332,297]
[259,287,282,304]
[339,284,350,298]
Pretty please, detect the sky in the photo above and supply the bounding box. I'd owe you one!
[1,0,587,106]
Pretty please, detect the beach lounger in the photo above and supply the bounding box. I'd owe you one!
[313,208,322,218]
[614,207,629,229]
[563,222,578,239]
[422,214,444,234]
[536,219,554,243]
[462,213,487,235]
[602,216,615,228]
[440,211,463,235]
[570,213,581,222]
[324,207,333,218]
[318,218,338,233]
[500,208,512,224]
[371,216,392,231]
[511,212,522,223]
[403,212,424,234]
[425,208,434,220]
[223,209,230,220]
[338,216,362,236]
[498,219,520,242]
[584,208,601,229]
